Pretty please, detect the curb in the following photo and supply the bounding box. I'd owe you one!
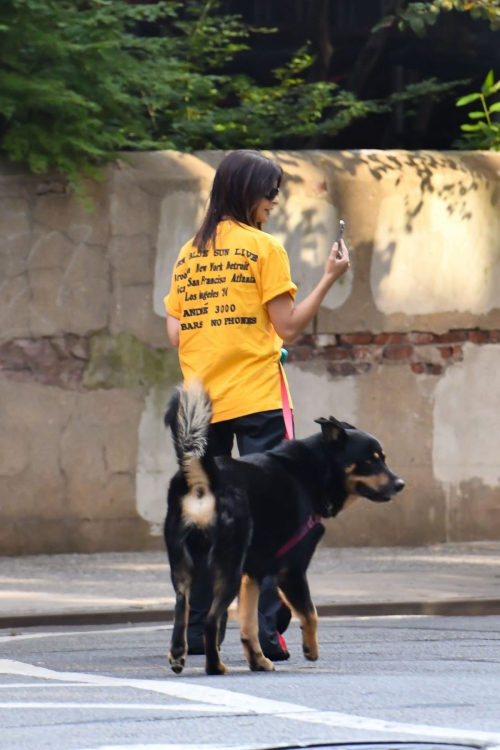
[2,599,500,630]
[315,599,500,618]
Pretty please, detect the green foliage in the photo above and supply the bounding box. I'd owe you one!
[455,70,500,149]
[0,0,465,190]
[0,0,172,188]
[375,1,500,35]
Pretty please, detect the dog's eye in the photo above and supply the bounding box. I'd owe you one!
[355,460,376,475]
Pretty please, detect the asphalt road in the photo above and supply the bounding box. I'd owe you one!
[1,615,500,750]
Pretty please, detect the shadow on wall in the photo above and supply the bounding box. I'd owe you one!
[326,150,490,232]
[153,150,353,312]
[264,151,353,309]
[315,150,500,318]
[151,149,500,321]
[153,175,213,317]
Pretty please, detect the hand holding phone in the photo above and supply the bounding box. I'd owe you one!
[325,221,350,284]
[337,220,345,258]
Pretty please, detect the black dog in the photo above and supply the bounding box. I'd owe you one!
[164,380,404,676]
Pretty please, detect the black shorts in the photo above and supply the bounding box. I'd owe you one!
[207,409,287,458]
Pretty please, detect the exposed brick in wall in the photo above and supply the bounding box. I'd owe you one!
[0,332,181,391]
[288,329,500,377]
[1,329,499,388]
[0,335,89,390]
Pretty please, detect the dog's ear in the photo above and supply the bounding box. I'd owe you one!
[339,420,356,430]
[329,416,357,431]
[315,416,347,443]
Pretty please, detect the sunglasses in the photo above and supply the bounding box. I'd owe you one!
[264,187,280,201]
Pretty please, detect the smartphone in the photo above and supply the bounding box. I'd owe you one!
[337,220,345,258]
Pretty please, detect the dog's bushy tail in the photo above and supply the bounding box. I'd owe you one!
[165,380,213,492]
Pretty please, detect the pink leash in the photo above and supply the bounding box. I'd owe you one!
[276,363,323,559]
[280,364,294,440]
[275,515,323,559]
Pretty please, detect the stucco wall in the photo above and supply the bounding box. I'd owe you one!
[1,150,499,554]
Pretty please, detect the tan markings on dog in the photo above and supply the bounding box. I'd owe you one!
[301,608,319,661]
[344,495,361,509]
[183,455,209,491]
[239,574,275,672]
[181,489,215,527]
[181,456,215,527]
[346,471,391,494]
[373,452,379,459]
[277,588,318,661]
[172,567,192,597]
[212,573,223,600]
[345,464,356,474]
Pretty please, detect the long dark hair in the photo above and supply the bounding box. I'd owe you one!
[193,150,282,250]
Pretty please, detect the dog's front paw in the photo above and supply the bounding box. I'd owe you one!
[302,643,319,661]
[169,651,186,674]
[250,655,275,672]
[205,660,227,676]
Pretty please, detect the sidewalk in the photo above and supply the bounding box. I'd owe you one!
[1,542,500,629]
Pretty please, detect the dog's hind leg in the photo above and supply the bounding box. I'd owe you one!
[168,560,192,675]
[276,571,319,662]
[203,569,240,676]
[239,574,275,672]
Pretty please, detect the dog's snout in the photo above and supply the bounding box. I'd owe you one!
[393,477,405,494]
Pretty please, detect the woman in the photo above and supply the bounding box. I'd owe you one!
[165,149,349,659]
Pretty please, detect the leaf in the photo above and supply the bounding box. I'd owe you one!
[409,16,427,34]
[488,81,500,95]
[468,111,486,118]
[478,121,493,133]
[460,123,483,131]
[489,102,500,113]
[482,70,495,94]
[456,93,481,106]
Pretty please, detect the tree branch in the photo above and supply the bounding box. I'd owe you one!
[346,0,408,96]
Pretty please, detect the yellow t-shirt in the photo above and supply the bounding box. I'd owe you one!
[164,221,297,423]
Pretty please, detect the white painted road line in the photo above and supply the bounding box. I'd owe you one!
[0,702,241,713]
[1,659,500,747]
[0,623,172,645]
[0,683,109,689]
[89,747,500,750]
[95,748,249,750]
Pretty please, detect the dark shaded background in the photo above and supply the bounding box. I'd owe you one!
[221,0,500,150]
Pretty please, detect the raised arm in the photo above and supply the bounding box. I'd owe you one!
[267,240,350,343]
